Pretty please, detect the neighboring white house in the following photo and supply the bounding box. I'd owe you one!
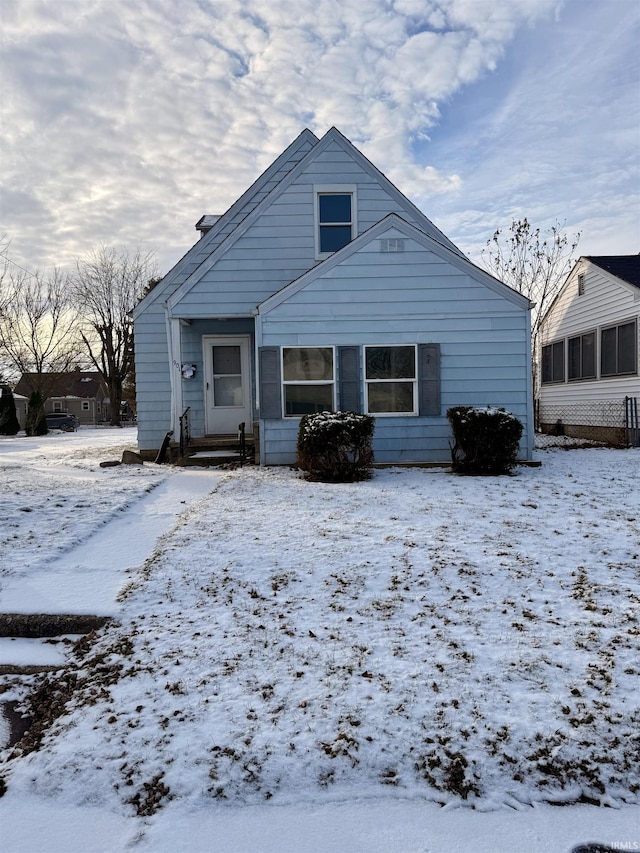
[133,127,534,466]
[539,255,640,445]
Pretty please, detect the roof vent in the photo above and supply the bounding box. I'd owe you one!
[380,238,405,253]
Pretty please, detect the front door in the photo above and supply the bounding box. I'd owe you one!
[203,335,252,434]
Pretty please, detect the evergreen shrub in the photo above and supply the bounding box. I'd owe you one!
[0,387,20,435]
[296,411,375,482]
[447,405,523,475]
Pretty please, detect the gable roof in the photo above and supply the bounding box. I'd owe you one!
[132,128,319,319]
[256,213,531,316]
[167,127,464,312]
[15,372,106,399]
[586,254,640,288]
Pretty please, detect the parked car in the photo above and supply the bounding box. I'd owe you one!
[45,413,79,432]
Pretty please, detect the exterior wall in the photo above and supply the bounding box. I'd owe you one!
[179,318,256,437]
[539,261,640,439]
[171,141,426,320]
[258,233,531,465]
[134,301,174,451]
[134,134,315,453]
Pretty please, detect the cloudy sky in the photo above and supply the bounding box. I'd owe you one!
[1,0,638,279]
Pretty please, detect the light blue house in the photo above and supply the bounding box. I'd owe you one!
[133,128,533,465]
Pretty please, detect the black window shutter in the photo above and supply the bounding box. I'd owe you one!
[419,343,441,416]
[338,346,361,413]
[259,347,282,419]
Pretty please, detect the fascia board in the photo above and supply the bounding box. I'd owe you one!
[134,128,319,320]
[541,257,640,329]
[326,127,463,257]
[167,130,348,311]
[168,126,462,312]
[539,259,582,327]
[257,214,531,317]
[588,260,640,297]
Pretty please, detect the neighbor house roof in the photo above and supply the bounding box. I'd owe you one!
[15,371,106,399]
[586,254,640,288]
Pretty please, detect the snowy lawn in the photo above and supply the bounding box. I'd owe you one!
[0,428,171,583]
[0,431,639,851]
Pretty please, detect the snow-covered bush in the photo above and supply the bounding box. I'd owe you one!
[447,405,523,475]
[296,411,375,482]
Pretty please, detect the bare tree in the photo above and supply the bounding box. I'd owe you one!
[0,265,81,404]
[481,218,580,413]
[73,246,157,426]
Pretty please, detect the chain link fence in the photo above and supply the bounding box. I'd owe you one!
[539,397,639,446]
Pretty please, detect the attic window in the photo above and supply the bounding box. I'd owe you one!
[314,185,357,258]
[578,273,585,296]
[380,238,405,253]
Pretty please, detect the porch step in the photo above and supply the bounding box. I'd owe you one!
[171,435,255,467]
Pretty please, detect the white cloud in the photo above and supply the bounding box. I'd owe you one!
[0,0,635,278]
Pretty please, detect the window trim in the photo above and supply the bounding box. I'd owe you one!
[364,344,418,416]
[313,184,357,260]
[281,345,336,418]
[541,340,565,384]
[568,330,596,381]
[600,319,638,377]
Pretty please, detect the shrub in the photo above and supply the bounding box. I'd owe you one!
[296,411,375,482]
[0,387,20,435]
[447,405,523,475]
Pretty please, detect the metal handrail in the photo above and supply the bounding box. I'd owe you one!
[238,421,246,465]
[625,396,639,447]
[179,407,191,457]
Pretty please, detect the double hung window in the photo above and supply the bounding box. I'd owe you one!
[365,345,417,414]
[315,186,355,257]
[282,347,334,416]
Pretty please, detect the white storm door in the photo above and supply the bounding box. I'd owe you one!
[203,336,252,434]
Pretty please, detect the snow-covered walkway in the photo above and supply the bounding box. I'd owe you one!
[0,468,221,616]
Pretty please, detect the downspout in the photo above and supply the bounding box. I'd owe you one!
[252,305,265,466]
[164,305,183,437]
[526,302,535,460]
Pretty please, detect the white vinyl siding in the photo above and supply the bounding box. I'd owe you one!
[540,260,640,413]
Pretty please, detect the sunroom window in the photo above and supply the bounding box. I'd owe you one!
[541,341,565,384]
[601,320,637,376]
[282,347,334,416]
[568,331,596,380]
[365,345,417,414]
